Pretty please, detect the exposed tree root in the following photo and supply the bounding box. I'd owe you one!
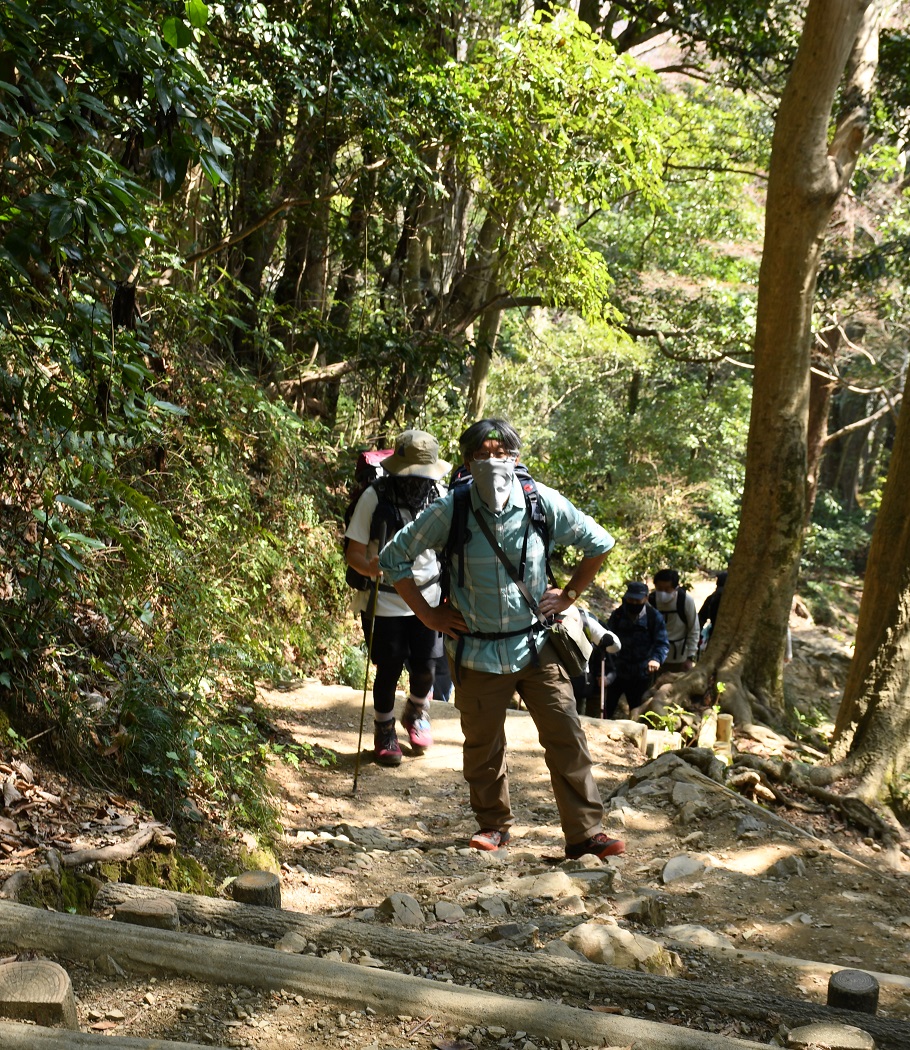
[60,823,175,868]
[732,753,898,842]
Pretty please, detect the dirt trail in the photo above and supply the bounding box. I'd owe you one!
[4,623,910,1049]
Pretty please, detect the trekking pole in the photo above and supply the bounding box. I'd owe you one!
[352,521,388,795]
[599,652,606,717]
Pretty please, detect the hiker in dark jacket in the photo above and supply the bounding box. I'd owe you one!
[698,571,728,655]
[602,581,670,719]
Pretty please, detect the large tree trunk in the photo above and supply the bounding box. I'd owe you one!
[831,363,910,803]
[466,306,503,421]
[682,0,878,722]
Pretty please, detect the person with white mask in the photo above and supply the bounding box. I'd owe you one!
[648,568,700,671]
[379,418,626,861]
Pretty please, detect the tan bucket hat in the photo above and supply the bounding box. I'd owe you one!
[384,429,451,480]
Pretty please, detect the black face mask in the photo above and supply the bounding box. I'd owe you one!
[623,601,644,618]
[392,476,437,514]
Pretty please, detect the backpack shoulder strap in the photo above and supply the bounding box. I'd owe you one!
[517,470,554,586]
[368,477,404,541]
[440,484,471,598]
[676,587,689,633]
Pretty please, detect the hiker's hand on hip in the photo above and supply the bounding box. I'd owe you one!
[538,587,572,617]
[426,604,468,639]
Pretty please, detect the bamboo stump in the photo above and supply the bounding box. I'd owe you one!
[0,960,79,1029]
[113,897,180,931]
[230,870,281,908]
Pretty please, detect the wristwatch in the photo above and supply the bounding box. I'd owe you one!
[565,588,578,601]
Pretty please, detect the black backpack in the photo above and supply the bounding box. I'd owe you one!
[342,450,396,591]
[439,464,554,599]
[648,587,690,635]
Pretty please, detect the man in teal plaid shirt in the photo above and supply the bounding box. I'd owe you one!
[379,418,625,860]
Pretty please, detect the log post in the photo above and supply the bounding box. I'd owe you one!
[828,969,879,1014]
[0,960,79,1029]
[230,871,281,908]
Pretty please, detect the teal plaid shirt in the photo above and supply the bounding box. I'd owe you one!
[379,478,615,674]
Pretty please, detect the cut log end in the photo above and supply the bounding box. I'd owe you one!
[113,897,180,931]
[230,870,282,908]
[0,960,79,1030]
[828,968,880,1014]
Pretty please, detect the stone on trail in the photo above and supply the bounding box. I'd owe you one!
[505,870,579,900]
[736,813,766,839]
[476,896,509,917]
[0,959,79,1029]
[671,782,705,806]
[275,931,309,953]
[561,921,684,976]
[542,939,587,962]
[434,900,466,922]
[377,891,425,927]
[664,923,735,949]
[661,852,715,883]
[770,854,807,878]
[614,893,666,926]
[786,1020,876,1049]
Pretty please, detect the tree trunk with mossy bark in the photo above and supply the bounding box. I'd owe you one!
[675,0,879,723]
[830,362,910,805]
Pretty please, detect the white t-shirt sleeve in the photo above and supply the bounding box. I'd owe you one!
[345,487,379,546]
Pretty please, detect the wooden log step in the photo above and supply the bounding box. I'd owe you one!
[94,881,910,1050]
[0,899,769,1050]
[0,1019,233,1049]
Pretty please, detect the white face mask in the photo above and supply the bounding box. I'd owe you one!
[655,589,676,603]
[470,457,515,512]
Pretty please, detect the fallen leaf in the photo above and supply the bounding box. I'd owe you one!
[3,776,23,808]
[90,1021,119,1031]
[590,1004,623,1014]
[433,1041,476,1050]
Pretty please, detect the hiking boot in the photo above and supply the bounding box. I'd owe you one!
[565,832,625,860]
[373,720,402,767]
[469,828,511,851]
[401,703,433,749]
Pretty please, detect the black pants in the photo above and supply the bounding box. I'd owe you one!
[603,675,652,719]
[361,613,442,716]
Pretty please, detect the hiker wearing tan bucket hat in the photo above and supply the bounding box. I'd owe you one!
[344,429,451,767]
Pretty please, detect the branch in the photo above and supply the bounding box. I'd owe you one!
[183,158,391,266]
[184,198,308,265]
[270,359,359,394]
[665,162,768,181]
[823,394,902,444]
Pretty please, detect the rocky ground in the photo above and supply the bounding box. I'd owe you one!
[3,617,910,1049]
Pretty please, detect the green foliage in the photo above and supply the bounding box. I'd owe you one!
[483,313,750,587]
[0,326,350,829]
[338,643,370,691]
[804,492,874,576]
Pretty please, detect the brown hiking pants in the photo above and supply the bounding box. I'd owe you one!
[452,645,604,845]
